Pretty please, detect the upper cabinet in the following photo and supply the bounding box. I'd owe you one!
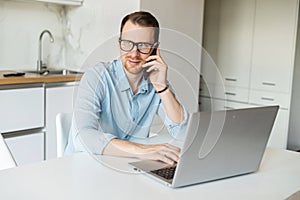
[23,0,83,6]
[202,0,299,99]
[217,0,255,89]
[250,0,298,93]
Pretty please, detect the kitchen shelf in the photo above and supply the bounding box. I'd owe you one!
[20,0,83,6]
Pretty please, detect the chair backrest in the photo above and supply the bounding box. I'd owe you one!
[56,113,72,157]
[0,133,17,170]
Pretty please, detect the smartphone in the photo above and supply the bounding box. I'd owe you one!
[143,48,157,79]
[151,48,157,56]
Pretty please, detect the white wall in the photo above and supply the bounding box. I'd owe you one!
[0,1,65,70]
[141,0,205,112]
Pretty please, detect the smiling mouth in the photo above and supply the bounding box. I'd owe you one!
[128,60,143,65]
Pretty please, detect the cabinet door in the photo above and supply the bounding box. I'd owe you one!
[267,109,289,149]
[250,0,298,93]
[0,87,44,133]
[27,0,83,6]
[217,0,255,88]
[5,132,44,165]
[45,84,78,159]
[249,90,290,109]
[200,82,249,103]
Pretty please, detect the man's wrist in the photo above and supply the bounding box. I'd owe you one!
[155,85,169,93]
[153,82,168,93]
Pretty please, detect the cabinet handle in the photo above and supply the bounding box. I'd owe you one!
[262,82,276,86]
[261,97,275,101]
[225,92,236,96]
[225,78,237,82]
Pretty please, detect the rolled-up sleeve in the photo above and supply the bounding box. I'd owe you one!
[157,88,189,140]
[70,65,117,155]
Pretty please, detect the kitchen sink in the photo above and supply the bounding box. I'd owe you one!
[23,69,84,76]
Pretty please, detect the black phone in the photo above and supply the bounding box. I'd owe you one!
[151,48,157,56]
[143,48,157,79]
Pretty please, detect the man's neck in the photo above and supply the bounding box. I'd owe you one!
[125,71,143,94]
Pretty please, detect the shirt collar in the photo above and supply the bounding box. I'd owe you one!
[114,58,150,94]
[114,58,130,92]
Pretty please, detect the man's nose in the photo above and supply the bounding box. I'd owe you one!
[130,45,140,56]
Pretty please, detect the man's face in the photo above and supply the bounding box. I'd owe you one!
[120,20,156,75]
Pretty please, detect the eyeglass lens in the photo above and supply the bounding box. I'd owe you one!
[120,40,154,54]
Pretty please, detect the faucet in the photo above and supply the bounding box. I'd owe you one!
[37,30,54,72]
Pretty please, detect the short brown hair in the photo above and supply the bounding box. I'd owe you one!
[120,11,160,42]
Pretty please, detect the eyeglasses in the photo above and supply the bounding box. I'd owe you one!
[119,39,157,54]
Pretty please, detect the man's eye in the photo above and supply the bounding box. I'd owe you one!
[123,41,132,46]
[139,43,151,48]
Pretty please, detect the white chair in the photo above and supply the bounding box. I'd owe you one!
[0,133,17,170]
[56,113,72,157]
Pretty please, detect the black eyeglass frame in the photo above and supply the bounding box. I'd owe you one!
[118,38,158,54]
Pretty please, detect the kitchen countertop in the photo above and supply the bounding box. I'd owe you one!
[0,70,82,85]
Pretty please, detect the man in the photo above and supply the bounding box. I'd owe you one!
[66,11,188,165]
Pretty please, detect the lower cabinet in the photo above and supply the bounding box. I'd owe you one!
[45,83,78,159]
[0,86,44,134]
[4,131,44,165]
[0,82,79,166]
[0,84,45,166]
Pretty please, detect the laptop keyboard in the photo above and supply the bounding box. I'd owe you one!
[151,166,177,180]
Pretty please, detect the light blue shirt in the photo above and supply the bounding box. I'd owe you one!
[65,58,188,155]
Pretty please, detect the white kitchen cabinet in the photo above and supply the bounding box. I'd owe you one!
[0,82,79,163]
[217,0,255,88]
[250,0,298,93]
[0,86,44,133]
[249,90,290,109]
[4,131,44,166]
[45,83,78,159]
[267,109,289,149]
[202,0,299,149]
[22,0,83,6]
[201,83,249,103]
[0,85,45,165]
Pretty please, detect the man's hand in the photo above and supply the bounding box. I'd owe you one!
[135,143,180,165]
[142,49,168,91]
[103,139,180,165]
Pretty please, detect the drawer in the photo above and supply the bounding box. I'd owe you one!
[5,131,44,165]
[217,85,249,102]
[249,90,290,109]
[201,83,249,103]
[0,87,44,133]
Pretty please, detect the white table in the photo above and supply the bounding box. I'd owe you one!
[0,147,300,200]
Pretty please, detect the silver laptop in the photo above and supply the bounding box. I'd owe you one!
[130,105,279,188]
